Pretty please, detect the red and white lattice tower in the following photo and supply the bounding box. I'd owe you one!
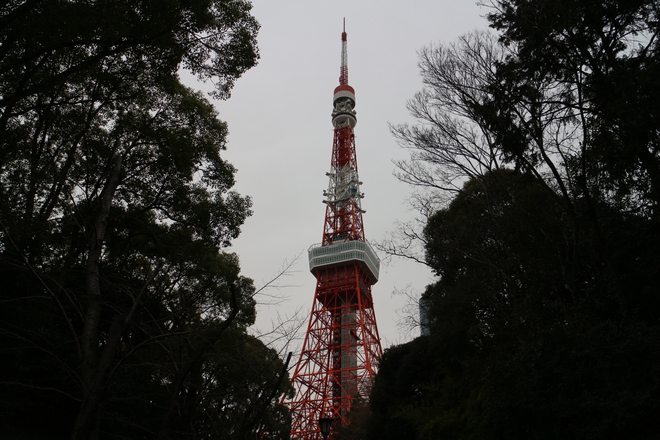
[285,22,383,440]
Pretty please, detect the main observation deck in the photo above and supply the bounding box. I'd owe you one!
[308,241,380,285]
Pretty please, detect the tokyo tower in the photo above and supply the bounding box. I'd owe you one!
[285,22,383,440]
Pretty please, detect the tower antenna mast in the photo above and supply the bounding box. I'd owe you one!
[339,18,348,86]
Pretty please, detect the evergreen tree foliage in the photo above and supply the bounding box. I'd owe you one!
[371,1,660,439]
[0,2,292,439]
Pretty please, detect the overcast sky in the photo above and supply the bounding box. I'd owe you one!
[200,1,490,352]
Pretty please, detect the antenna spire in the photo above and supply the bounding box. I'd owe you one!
[339,19,348,85]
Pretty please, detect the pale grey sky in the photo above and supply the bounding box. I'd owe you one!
[201,1,489,351]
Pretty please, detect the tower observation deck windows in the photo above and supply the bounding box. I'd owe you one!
[308,240,380,284]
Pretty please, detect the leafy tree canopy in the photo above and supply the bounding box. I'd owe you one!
[0,2,292,440]
[372,1,660,439]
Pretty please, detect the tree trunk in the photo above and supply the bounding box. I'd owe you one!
[157,285,240,440]
[72,155,123,440]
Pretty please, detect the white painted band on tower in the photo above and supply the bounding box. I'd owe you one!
[333,89,356,104]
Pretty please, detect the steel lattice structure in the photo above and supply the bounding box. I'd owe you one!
[285,23,383,440]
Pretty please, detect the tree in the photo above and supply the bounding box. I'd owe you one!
[370,171,660,439]
[372,1,660,438]
[0,0,258,123]
[475,0,660,321]
[379,30,508,264]
[389,1,660,328]
[391,30,507,197]
[483,0,660,222]
[370,170,568,440]
[0,2,292,439]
